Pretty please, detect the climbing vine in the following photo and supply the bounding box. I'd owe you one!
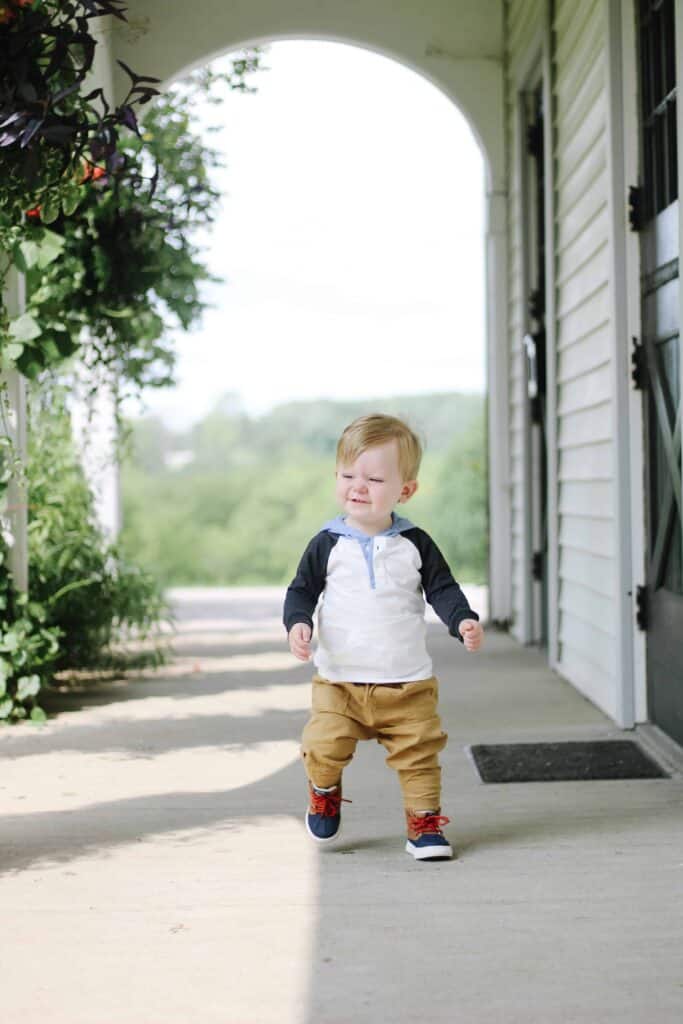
[0,1,262,720]
[0,0,161,721]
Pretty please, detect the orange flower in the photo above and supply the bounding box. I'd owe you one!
[80,161,106,183]
[0,0,33,24]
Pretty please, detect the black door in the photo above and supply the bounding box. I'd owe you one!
[523,86,548,647]
[637,0,683,745]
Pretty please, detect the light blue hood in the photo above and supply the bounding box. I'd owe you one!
[321,512,415,588]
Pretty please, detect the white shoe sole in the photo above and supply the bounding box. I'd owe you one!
[305,812,343,845]
[405,839,453,860]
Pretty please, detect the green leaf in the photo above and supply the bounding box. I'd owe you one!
[0,698,13,719]
[1,342,25,362]
[9,313,41,343]
[27,601,45,620]
[40,194,60,225]
[0,631,19,652]
[16,675,41,701]
[15,352,44,379]
[15,240,41,272]
[41,340,62,363]
[30,706,47,724]
[36,229,66,269]
[61,185,82,217]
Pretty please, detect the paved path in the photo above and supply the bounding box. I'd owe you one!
[1,587,682,1023]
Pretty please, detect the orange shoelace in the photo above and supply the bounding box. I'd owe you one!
[309,789,351,817]
[407,813,450,836]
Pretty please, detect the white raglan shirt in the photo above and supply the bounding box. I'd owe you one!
[283,514,478,684]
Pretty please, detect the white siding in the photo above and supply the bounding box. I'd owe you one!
[505,0,620,719]
[553,0,618,717]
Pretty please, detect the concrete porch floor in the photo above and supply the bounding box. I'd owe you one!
[1,586,682,1024]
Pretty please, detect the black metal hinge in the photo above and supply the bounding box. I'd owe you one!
[636,585,648,631]
[532,550,543,581]
[628,185,644,231]
[631,336,647,390]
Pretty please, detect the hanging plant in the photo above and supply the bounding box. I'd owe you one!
[13,57,264,398]
[0,0,159,254]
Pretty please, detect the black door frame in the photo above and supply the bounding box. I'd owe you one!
[635,0,683,745]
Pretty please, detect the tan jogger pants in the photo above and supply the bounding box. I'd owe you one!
[301,674,448,809]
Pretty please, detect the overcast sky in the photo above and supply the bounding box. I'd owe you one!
[124,40,486,429]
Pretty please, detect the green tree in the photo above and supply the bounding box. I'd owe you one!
[120,395,488,586]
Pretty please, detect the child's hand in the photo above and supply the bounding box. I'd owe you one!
[289,622,312,661]
[459,619,484,652]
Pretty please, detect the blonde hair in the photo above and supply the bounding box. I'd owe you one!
[336,414,423,481]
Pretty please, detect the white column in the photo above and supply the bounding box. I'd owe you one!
[69,362,122,540]
[485,190,511,624]
[0,267,28,591]
[69,17,122,540]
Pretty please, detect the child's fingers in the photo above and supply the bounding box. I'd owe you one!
[288,625,312,660]
[289,624,311,643]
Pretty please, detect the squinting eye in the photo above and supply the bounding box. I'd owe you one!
[370,478,384,483]
[341,474,352,479]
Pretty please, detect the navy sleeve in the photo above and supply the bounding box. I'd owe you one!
[283,532,338,634]
[403,527,479,641]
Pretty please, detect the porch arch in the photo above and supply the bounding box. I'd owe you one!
[111,1,504,191]
[106,1,510,620]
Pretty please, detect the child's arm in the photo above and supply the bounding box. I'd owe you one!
[404,527,483,650]
[283,532,337,659]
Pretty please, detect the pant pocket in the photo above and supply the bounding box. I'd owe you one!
[311,679,351,715]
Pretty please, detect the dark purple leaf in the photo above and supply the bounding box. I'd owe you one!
[51,82,81,105]
[19,118,43,148]
[116,59,161,87]
[81,88,105,103]
[80,0,128,21]
[118,104,138,132]
[0,112,24,130]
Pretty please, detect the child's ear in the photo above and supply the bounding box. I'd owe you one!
[399,480,419,502]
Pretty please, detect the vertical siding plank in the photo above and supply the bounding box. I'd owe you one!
[505,0,619,710]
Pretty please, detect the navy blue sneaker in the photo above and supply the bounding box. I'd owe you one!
[305,783,349,844]
[405,811,453,860]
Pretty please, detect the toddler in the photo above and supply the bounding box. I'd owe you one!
[283,414,483,860]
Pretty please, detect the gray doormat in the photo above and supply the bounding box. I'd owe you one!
[469,740,668,782]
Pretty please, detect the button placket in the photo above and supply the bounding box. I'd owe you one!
[374,537,387,586]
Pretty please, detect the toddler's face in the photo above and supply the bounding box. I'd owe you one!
[335,440,417,534]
